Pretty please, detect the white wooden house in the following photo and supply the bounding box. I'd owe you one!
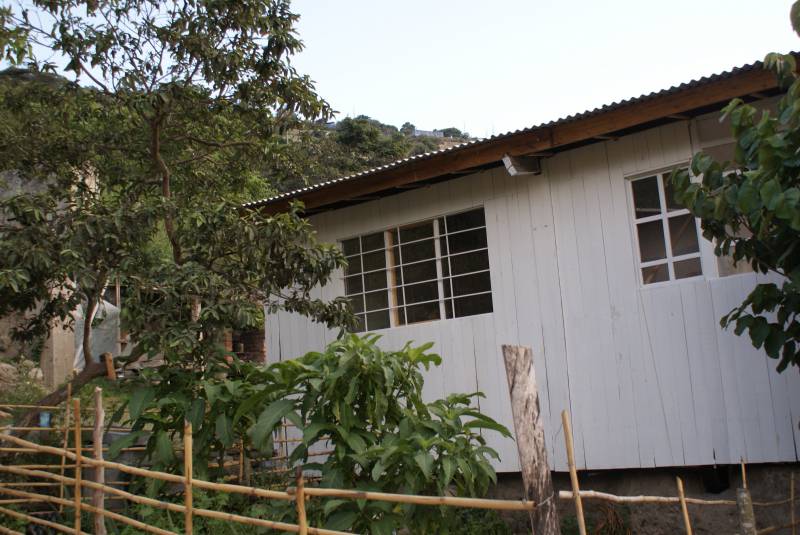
[248,59,800,473]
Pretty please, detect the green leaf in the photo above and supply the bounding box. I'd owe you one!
[187,399,205,429]
[153,431,175,465]
[250,399,295,448]
[325,511,358,531]
[323,499,348,516]
[215,413,234,447]
[128,387,155,420]
[413,451,434,479]
[108,431,146,459]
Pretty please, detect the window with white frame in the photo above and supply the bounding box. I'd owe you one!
[341,208,493,332]
[630,170,703,284]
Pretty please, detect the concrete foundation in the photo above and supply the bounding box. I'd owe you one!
[490,464,798,534]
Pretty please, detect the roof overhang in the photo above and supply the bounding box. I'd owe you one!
[248,59,783,216]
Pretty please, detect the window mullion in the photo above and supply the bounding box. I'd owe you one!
[656,174,676,280]
[385,230,398,327]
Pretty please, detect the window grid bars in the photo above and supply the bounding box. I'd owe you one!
[344,246,489,279]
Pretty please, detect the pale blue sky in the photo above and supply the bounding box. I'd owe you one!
[290,0,799,138]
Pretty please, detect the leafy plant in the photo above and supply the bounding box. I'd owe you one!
[259,334,511,534]
[670,2,800,372]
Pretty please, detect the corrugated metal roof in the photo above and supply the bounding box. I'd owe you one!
[244,57,769,209]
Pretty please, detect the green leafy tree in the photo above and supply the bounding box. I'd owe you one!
[670,3,800,372]
[0,1,351,433]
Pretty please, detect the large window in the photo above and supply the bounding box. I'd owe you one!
[630,170,703,285]
[342,208,493,332]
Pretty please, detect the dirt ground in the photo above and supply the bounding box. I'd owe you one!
[489,463,798,534]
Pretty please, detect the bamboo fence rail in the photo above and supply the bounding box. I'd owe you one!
[2,400,797,534]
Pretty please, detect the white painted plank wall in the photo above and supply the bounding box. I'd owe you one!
[266,120,800,472]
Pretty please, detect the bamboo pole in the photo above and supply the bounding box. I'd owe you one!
[741,459,748,489]
[184,420,193,535]
[558,490,736,506]
[191,478,292,500]
[677,477,693,535]
[81,503,174,535]
[0,525,23,535]
[301,487,536,511]
[0,505,78,534]
[92,387,107,535]
[0,486,74,510]
[296,467,308,535]
[58,383,72,512]
[793,473,796,535]
[73,398,82,534]
[191,506,350,535]
[562,410,587,535]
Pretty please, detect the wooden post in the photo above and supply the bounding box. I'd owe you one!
[501,345,560,534]
[789,472,797,535]
[741,459,748,490]
[73,398,82,533]
[676,477,692,535]
[103,353,115,381]
[92,387,107,535]
[295,467,308,535]
[58,383,72,513]
[561,410,587,535]
[737,487,757,535]
[184,420,193,535]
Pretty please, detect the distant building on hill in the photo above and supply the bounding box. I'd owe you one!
[412,128,444,138]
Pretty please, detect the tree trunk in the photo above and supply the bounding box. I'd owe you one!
[502,345,560,534]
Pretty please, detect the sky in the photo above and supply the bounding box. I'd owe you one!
[289,0,799,138]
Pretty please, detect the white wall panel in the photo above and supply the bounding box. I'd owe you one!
[266,121,800,472]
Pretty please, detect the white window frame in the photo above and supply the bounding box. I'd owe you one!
[340,207,493,331]
[626,165,705,286]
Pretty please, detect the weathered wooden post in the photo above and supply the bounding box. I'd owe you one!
[737,488,757,535]
[502,345,559,534]
[93,387,107,535]
[58,383,72,513]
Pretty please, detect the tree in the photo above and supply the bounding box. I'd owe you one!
[0,1,352,438]
[400,121,415,136]
[670,3,800,372]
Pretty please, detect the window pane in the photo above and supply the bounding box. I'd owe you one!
[406,302,440,323]
[344,275,363,295]
[364,270,387,292]
[344,255,362,277]
[401,238,436,263]
[404,281,439,305]
[642,263,669,285]
[451,271,492,297]
[444,299,453,319]
[365,290,388,312]
[453,293,493,317]
[341,238,360,256]
[400,221,433,243]
[366,310,390,330]
[446,209,486,233]
[662,172,684,212]
[402,260,437,284]
[361,232,385,253]
[354,314,366,333]
[449,250,490,275]
[632,176,661,219]
[349,295,364,314]
[637,220,667,262]
[439,235,449,256]
[447,228,487,254]
[674,257,702,279]
[668,214,700,256]
[362,250,386,272]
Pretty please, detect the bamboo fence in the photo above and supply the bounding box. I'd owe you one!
[0,395,538,534]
